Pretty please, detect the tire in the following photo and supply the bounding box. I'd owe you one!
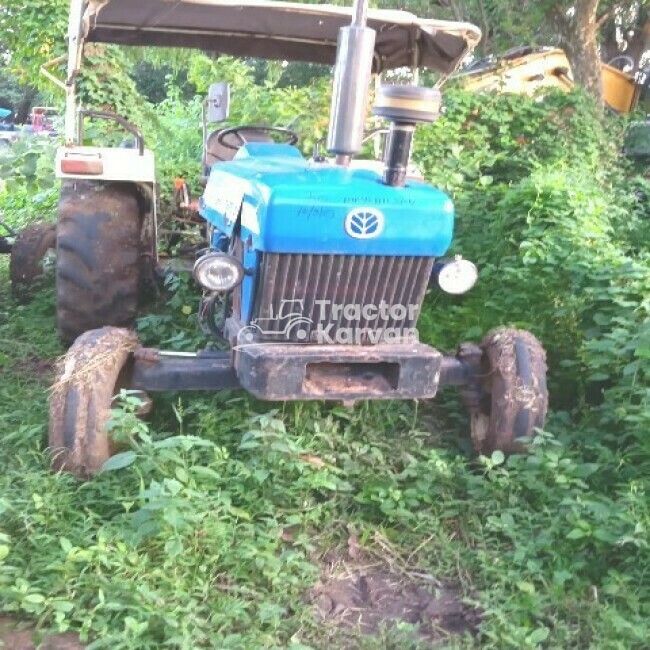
[49,326,140,478]
[56,181,143,343]
[471,327,548,455]
[9,222,57,301]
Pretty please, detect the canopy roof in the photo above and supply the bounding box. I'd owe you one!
[84,0,481,73]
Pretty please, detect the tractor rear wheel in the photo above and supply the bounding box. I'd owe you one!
[56,181,143,343]
[470,327,548,455]
[9,221,57,301]
[49,326,140,478]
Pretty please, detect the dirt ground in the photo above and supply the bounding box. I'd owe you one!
[0,618,84,650]
[11,355,53,376]
[310,550,480,644]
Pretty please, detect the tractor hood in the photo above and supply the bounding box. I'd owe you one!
[199,144,454,257]
[83,0,481,74]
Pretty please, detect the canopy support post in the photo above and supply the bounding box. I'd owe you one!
[65,0,87,144]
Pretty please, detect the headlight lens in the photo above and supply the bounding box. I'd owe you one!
[193,253,244,291]
[436,257,478,295]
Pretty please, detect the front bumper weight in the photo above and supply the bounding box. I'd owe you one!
[131,344,476,401]
[235,342,443,401]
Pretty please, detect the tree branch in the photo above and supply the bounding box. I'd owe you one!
[596,3,623,30]
[477,0,490,55]
[447,0,462,22]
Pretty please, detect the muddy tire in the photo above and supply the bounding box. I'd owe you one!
[56,181,143,343]
[9,222,57,301]
[471,327,548,455]
[49,326,139,478]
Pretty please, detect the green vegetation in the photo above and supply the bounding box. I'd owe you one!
[1,42,650,650]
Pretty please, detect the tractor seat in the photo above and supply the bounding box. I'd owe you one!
[204,128,273,168]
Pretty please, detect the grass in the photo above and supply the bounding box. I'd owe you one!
[0,263,649,649]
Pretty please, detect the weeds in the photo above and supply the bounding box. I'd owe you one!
[1,88,650,648]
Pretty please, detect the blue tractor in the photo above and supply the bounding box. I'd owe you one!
[49,0,548,478]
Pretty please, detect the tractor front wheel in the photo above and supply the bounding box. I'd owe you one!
[56,181,143,343]
[49,326,140,479]
[470,327,548,455]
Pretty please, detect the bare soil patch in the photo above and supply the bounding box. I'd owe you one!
[0,617,84,650]
[310,557,480,643]
[12,355,54,377]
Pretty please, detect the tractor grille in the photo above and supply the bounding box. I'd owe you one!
[253,254,434,344]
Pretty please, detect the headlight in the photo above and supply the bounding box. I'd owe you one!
[435,256,478,295]
[193,252,244,291]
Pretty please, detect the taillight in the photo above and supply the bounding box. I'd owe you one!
[60,156,103,175]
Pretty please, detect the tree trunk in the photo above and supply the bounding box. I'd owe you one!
[553,0,604,105]
[599,17,620,65]
[624,8,650,72]
[15,86,38,124]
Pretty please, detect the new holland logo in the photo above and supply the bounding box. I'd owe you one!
[344,207,385,239]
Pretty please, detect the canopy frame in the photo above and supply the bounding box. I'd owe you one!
[82,0,481,73]
[62,0,481,143]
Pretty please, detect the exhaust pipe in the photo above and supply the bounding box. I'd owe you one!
[326,0,376,165]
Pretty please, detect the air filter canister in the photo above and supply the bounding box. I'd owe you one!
[373,86,442,186]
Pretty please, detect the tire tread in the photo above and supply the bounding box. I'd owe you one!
[56,182,142,342]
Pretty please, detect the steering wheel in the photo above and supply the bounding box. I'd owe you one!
[216,125,299,150]
[606,55,634,72]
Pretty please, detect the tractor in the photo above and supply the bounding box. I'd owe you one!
[48,0,548,478]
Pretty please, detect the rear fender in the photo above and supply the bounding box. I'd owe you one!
[56,145,155,184]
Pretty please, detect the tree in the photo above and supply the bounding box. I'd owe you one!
[422,0,649,104]
[552,0,604,101]
[550,1,649,103]
[0,1,69,82]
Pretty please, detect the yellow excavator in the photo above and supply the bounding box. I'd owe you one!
[456,46,648,114]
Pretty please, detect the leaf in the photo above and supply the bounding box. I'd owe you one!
[516,581,535,594]
[553,570,573,586]
[573,463,599,478]
[567,528,587,540]
[0,545,9,562]
[527,627,550,644]
[238,440,261,450]
[587,372,609,382]
[101,451,137,472]
[189,466,221,479]
[491,450,505,465]
[164,479,183,496]
[270,440,292,454]
[227,506,251,521]
[634,347,650,359]
[52,600,75,613]
[23,593,45,604]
